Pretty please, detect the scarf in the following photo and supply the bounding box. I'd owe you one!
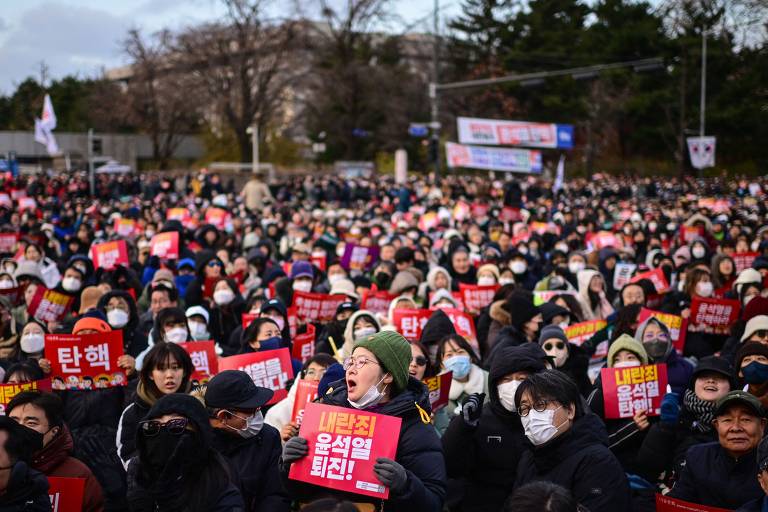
[683,389,716,433]
[449,364,485,401]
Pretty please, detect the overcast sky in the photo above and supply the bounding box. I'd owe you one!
[0,0,461,95]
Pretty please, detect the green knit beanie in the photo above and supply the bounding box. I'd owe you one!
[353,330,411,394]
[607,334,649,367]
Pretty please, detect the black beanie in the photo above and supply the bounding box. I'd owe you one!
[489,343,549,385]
[419,309,456,347]
[736,342,768,373]
[504,293,540,330]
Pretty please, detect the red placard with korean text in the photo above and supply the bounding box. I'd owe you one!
[48,476,86,512]
[114,218,139,238]
[360,290,396,315]
[291,380,320,426]
[18,197,36,211]
[423,372,452,412]
[459,283,500,312]
[289,403,401,499]
[180,341,218,384]
[292,291,348,323]
[587,230,623,250]
[392,309,433,341]
[655,494,730,512]
[150,232,180,260]
[205,207,230,230]
[166,207,189,222]
[638,308,688,353]
[679,225,704,244]
[442,309,479,345]
[293,324,316,363]
[0,233,19,253]
[690,297,741,332]
[630,267,670,295]
[45,331,126,390]
[0,379,52,415]
[218,348,294,405]
[90,240,129,270]
[601,363,668,419]
[564,320,607,347]
[242,313,258,329]
[733,252,759,273]
[27,287,74,323]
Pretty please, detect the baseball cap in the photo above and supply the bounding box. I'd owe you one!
[204,370,274,409]
[714,390,763,418]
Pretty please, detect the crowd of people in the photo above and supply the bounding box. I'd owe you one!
[0,168,766,512]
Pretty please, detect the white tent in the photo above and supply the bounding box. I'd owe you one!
[95,160,132,174]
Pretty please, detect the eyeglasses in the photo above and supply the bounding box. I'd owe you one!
[139,417,190,437]
[751,330,768,340]
[342,356,380,371]
[412,356,428,367]
[518,399,556,417]
[207,261,222,268]
[543,341,565,351]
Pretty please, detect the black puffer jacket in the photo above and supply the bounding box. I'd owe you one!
[282,377,447,511]
[0,461,51,511]
[514,412,631,512]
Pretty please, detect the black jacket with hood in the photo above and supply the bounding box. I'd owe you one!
[183,250,226,308]
[96,290,148,358]
[0,461,51,512]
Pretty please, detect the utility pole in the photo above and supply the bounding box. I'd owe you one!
[699,28,707,137]
[429,0,441,182]
[87,128,95,196]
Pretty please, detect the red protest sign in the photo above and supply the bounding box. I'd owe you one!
[205,207,230,230]
[442,309,478,346]
[311,253,327,273]
[360,290,396,315]
[638,308,687,353]
[587,230,623,250]
[289,403,402,499]
[423,372,452,412]
[655,494,731,512]
[564,320,607,347]
[459,283,499,312]
[218,348,294,405]
[293,324,316,364]
[179,341,218,384]
[166,207,189,222]
[292,291,348,323]
[242,313,258,329]
[150,232,180,260]
[18,197,36,212]
[392,309,433,341]
[291,380,319,426]
[340,244,379,272]
[288,307,298,339]
[630,267,670,294]
[690,297,741,332]
[601,364,667,419]
[0,379,52,415]
[733,252,758,273]
[679,225,703,244]
[500,207,522,222]
[90,240,129,270]
[0,233,19,253]
[27,287,74,323]
[45,331,126,390]
[48,476,86,512]
[114,218,138,238]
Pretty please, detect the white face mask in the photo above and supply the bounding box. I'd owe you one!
[477,276,496,287]
[21,333,45,354]
[613,360,641,368]
[0,280,13,290]
[224,410,264,439]
[510,261,527,275]
[555,243,569,253]
[354,327,377,340]
[213,289,235,306]
[165,327,188,343]
[188,321,210,341]
[692,246,706,259]
[497,380,521,412]
[499,277,515,286]
[293,280,313,293]
[521,406,568,446]
[696,281,714,298]
[107,309,129,328]
[568,261,585,274]
[328,274,345,285]
[348,375,387,410]
[62,277,81,292]
[336,246,346,257]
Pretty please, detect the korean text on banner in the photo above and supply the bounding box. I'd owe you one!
[690,297,741,333]
[150,232,180,260]
[90,240,129,270]
[459,283,500,312]
[293,324,316,364]
[423,372,452,412]
[114,219,138,238]
[613,263,637,290]
[456,117,574,149]
[360,290,396,315]
[180,341,218,384]
[27,287,74,323]
[638,308,687,353]
[0,233,18,253]
[442,309,478,345]
[601,364,668,419]
[289,403,402,499]
[340,244,379,272]
[242,313,258,330]
[733,252,758,273]
[218,348,294,405]
[445,142,543,174]
[48,476,86,512]
[655,494,731,512]
[630,267,670,295]
[45,331,126,390]
[292,291,348,323]
[564,320,607,347]
[205,207,231,230]
[0,379,52,415]
[291,380,320,426]
[392,309,435,342]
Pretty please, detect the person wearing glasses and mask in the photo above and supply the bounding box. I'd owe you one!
[635,317,693,395]
[513,370,631,512]
[127,394,244,511]
[281,331,446,511]
[203,370,290,512]
[538,325,591,397]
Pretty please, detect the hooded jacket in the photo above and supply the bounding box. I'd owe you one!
[96,290,148,358]
[282,377,446,511]
[183,250,226,308]
[340,310,381,358]
[0,461,51,511]
[514,412,631,512]
[576,269,614,321]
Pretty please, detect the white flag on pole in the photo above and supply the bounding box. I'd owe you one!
[686,136,716,169]
[33,94,60,156]
[553,154,565,193]
[40,94,57,131]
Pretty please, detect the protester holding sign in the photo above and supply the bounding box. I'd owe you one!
[635,317,694,395]
[281,331,446,510]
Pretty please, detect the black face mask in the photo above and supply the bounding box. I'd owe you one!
[143,429,197,476]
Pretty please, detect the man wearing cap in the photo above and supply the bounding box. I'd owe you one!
[669,390,766,509]
[204,370,289,512]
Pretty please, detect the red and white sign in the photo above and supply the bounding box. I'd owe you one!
[218,348,294,405]
[564,320,607,347]
[46,331,126,390]
[457,116,566,149]
[242,313,258,330]
[613,263,637,290]
[655,494,730,512]
[150,232,180,260]
[459,283,499,312]
[166,207,189,222]
[18,197,36,211]
[423,372,452,412]
[114,218,139,238]
[27,287,74,323]
[292,291,348,323]
[90,240,129,270]
[291,380,319,426]
[733,252,758,273]
[0,379,52,415]
[443,309,478,345]
[392,309,433,342]
[601,364,668,419]
[180,341,218,384]
[48,476,86,512]
[587,231,623,250]
[289,403,402,499]
[361,290,396,315]
[638,308,687,353]
[679,225,704,245]
[0,233,19,253]
[205,207,231,230]
[630,267,670,295]
[690,297,740,331]
[293,324,316,364]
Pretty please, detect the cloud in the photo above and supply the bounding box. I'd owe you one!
[0,2,129,93]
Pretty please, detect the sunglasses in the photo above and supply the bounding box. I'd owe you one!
[139,418,189,437]
[412,356,428,367]
[544,341,565,351]
[207,261,223,268]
